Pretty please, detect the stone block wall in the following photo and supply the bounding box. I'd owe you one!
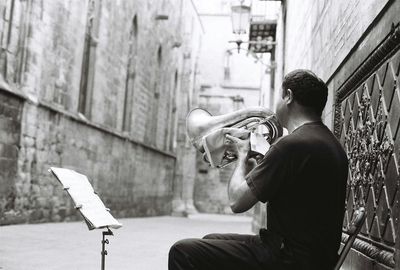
[271,0,390,125]
[0,91,23,224]
[14,102,175,223]
[0,0,202,224]
[194,154,234,214]
[284,0,389,81]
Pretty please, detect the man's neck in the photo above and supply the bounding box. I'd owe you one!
[286,114,321,133]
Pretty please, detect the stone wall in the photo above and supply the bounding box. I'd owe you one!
[272,0,390,125]
[0,91,23,224]
[14,102,175,223]
[0,0,202,224]
[284,0,389,80]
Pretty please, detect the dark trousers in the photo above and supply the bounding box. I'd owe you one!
[168,233,281,270]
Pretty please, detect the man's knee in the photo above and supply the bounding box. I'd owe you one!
[202,233,219,239]
[170,238,217,269]
[169,239,189,269]
[169,238,198,258]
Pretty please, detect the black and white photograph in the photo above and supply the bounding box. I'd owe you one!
[0,0,400,269]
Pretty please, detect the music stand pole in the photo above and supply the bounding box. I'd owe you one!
[101,227,113,270]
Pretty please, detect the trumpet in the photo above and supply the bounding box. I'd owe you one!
[186,107,283,168]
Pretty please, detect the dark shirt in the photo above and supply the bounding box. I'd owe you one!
[245,121,348,269]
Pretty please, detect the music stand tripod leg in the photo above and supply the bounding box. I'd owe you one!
[101,227,113,270]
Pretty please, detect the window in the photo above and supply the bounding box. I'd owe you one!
[169,70,179,150]
[151,46,163,143]
[157,46,163,66]
[78,0,100,116]
[122,15,138,132]
[0,0,15,82]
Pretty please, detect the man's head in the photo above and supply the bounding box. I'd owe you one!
[276,69,328,127]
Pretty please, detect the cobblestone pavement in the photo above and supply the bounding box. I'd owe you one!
[0,214,252,270]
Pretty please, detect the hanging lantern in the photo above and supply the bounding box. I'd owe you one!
[230,0,251,35]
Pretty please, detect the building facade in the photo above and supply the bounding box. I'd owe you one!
[0,0,202,224]
[254,0,400,269]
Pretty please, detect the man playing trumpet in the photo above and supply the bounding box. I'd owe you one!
[169,69,348,270]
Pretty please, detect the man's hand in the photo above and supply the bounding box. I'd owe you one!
[225,134,250,159]
[225,133,259,213]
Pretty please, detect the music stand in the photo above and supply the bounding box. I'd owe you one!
[49,167,122,270]
[101,227,113,270]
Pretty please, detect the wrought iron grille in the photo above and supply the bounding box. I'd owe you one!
[334,44,400,267]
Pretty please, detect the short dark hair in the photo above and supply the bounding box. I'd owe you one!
[282,69,328,115]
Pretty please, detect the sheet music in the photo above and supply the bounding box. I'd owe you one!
[250,132,270,155]
[50,167,122,230]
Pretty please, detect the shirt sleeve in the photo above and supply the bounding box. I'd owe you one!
[245,144,289,203]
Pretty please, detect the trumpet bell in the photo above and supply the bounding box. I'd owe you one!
[186,108,213,150]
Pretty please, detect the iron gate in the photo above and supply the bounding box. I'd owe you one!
[334,25,400,268]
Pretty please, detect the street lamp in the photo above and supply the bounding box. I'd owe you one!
[228,39,276,54]
[230,0,251,35]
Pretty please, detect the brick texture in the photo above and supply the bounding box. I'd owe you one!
[0,92,22,224]
[15,103,175,223]
[0,0,202,224]
[271,0,389,125]
[284,0,389,81]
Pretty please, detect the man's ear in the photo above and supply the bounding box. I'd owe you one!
[285,89,294,104]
